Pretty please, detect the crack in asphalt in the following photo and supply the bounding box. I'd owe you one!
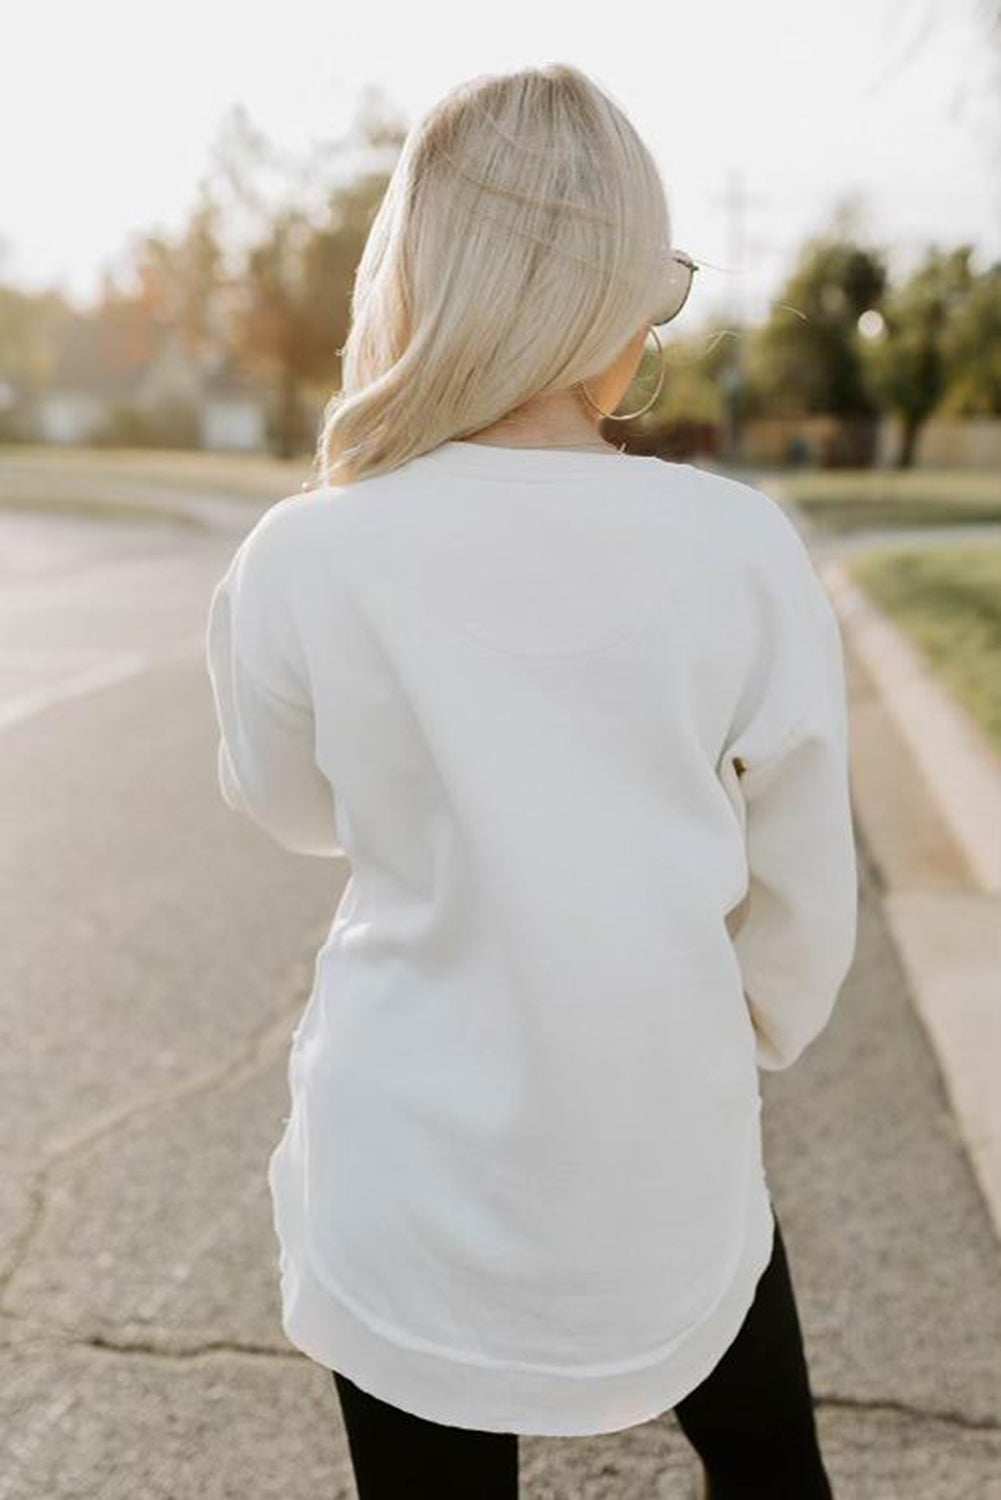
[0,949,323,1311]
[82,1331,301,1360]
[5,1325,1001,1437]
[811,1389,1000,1435]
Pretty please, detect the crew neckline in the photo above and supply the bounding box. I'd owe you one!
[424,439,663,482]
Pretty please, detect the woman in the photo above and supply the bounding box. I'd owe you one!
[206,63,857,1499]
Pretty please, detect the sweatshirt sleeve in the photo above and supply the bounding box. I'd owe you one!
[722,518,859,1072]
[205,504,342,859]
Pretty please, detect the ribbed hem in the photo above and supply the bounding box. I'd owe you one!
[269,1132,776,1436]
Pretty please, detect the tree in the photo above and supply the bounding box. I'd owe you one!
[124,191,229,354]
[234,172,390,458]
[940,260,1001,415]
[862,245,977,465]
[0,284,70,413]
[206,98,406,458]
[744,231,888,418]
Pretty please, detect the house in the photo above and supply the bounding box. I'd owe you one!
[199,350,271,451]
[27,316,271,452]
[29,315,126,445]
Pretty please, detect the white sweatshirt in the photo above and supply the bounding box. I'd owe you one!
[205,439,858,1436]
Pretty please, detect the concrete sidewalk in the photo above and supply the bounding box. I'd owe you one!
[761,475,1001,1245]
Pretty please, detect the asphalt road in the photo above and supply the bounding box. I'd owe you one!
[1,502,999,1498]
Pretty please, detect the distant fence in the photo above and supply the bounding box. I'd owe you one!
[618,420,722,461]
[740,416,879,468]
[642,415,1001,471]
[875,417,1001,471]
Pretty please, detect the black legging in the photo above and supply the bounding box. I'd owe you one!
[330,1214,833,1499]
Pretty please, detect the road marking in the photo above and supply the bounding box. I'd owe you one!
[0,636,205,733]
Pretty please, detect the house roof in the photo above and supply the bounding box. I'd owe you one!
[46,312,269,403]
[46,307,161,398]
[201,348,268,398]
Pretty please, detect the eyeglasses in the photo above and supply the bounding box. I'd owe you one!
[651,249,699,327]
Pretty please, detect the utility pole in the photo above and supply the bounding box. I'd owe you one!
[711,167,768,467]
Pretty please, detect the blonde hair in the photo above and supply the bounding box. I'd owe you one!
[310,63,673,487]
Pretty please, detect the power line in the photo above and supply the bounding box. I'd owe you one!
[710,167,770,323]
[709,168,770,461]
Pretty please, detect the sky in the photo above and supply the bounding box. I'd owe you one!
[4,0,999,325]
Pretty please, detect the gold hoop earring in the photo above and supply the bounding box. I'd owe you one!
[577,325,667,421]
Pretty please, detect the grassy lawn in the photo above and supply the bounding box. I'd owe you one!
[776,469,1001,534]
[0,444,314,523]
[849,543,1001,754]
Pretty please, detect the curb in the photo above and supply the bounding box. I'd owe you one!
[821,560,1001,896]
[760,475,1001,1243]
[0,486,268,536]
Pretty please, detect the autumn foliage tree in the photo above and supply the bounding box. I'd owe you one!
[209,96,405,458]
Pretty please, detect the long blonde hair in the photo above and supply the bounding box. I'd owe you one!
[310,63,673,487]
